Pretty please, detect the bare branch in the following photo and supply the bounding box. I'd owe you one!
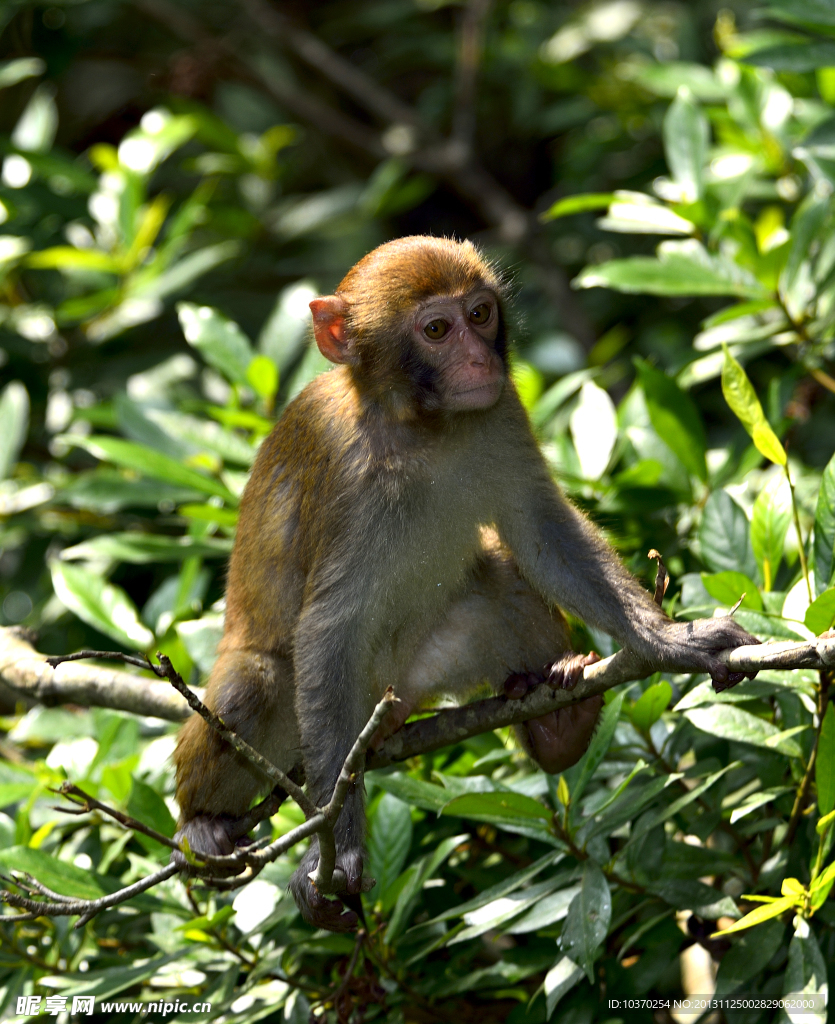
[1,863,179,927]
[54,782,180,851]
[0,628,192,721]
[368,638,835,767]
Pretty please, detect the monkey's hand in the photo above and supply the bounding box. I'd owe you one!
[504,652,603,774]
[653,617,761,692]
[171,814,249,876]
[290,842,368,933]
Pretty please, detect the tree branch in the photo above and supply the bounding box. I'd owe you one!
[0,628,192,720]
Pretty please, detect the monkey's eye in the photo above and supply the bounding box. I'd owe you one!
[424,319,449,340]
[468,303,491,325]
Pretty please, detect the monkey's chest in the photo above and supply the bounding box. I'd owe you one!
[365,469,490,629]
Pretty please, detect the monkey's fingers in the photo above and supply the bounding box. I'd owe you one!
[305,887,359,933]
[546,650,600,691]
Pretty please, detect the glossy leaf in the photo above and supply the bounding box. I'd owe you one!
[721,346,786,465]
[699,490,758,580]
[368,793,413,902]
[814,451,835,595]
[817,703,835,816]
[701,571,763,611]
[544,957,584,1017]
[663,88,709,203]
[61,435,236,503]
[50,561,153,649]
[542,193,614,220]
[569,380,617,479]
[636,359,707,480]
[559,860,611,983]
[575,240,767,298]
[177,302,254,385]
[630,680,672,732]
[751,476,792,590]
[0,381,29,480]
[685,704,804,758]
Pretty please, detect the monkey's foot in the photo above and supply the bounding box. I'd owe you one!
[292,849,369,933]
[172,814,252,876]
[504,652,603,774]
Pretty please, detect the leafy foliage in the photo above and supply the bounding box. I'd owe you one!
[0,1,834,1021]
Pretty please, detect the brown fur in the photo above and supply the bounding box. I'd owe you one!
[173,236,759,932]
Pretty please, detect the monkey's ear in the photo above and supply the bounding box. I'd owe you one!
[310,296,356,365]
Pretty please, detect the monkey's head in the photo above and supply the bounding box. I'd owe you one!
[309,236,510,415]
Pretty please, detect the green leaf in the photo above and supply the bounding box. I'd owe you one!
[566,690,626,816]
[569,380,617,479]
[246,354,279,399]
[817,703,835,816]
[699,490,758,580]
[805,587,835,635]
[0,381,29,481]
[426,851,564,925]
[368,793,412,902]
[61,435,236,503]
[575,240,768,298]
[597,200,695,235]
[629,61,728,101]
[177,303,254,385]
[441,791,552,831]
[54,951,187,1001]
[635,360,707,480]
[701,571,763,611]
[647,879,739,918]
[684,704,804,758]
[745,40,835,71]
[545,957,584,1017]
[780,194,829,321]
[559,861,611,983]
[814,451,835,595]
[721,346,786,465]
[782,925,828,1002]
[630,680,673,732]
[60,533,233,564]
[507,883,582,934]
[449,877,564,944]
[663,88,709,202]
[751,477,792,590]
[26,247,121,273]
[143,241,241,302]
[50,561,153,649]
[0,57,45,90]
[713,919,785,997]
[0,847,111,899]
[386,833,468,943]
[126,779,176,854]
[541,193,615,220]
[370,771,448,812]
[630,764,737,843]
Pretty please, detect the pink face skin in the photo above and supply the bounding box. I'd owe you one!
[411,290,504,411]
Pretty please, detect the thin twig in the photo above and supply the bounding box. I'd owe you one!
[647,549,669,607]
[54,782,180,851]
[452,0,492,149]
[312,688,397,894]
[1,863,179,927]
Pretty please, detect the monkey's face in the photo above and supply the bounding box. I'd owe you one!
[410,289,505,412]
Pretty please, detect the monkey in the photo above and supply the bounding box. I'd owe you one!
[173,235,759,932]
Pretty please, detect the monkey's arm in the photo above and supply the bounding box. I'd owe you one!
[496,415,758,685]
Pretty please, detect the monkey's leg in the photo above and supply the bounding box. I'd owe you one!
[173,648,299,867]
[400,531,603,773]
